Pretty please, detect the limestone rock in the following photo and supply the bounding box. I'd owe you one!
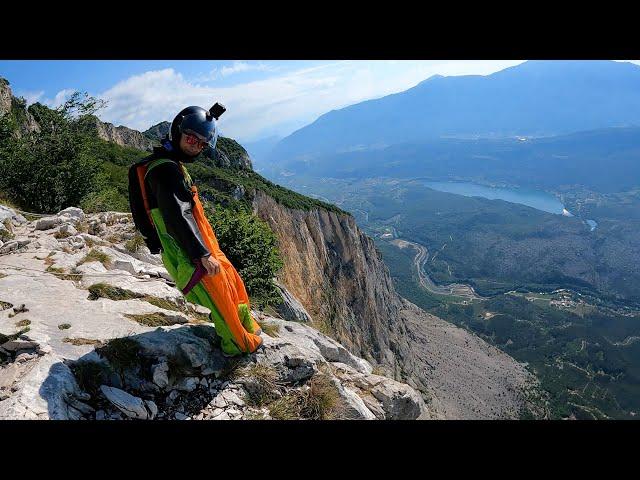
[1,340,39,352]
[145,400,158,419]
[0,205,26,225]
[221,389,245,407]
[274,279,312,323]
[100,385,148,419]
[174,377,199,392]
[151,361,170,389]
[35,216,62,230]
[58,224,78,236]
[57,207,84,223]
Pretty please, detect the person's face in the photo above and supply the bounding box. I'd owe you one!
[179,133,207,157]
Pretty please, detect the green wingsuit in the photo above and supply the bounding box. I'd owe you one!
[139,148,263,356]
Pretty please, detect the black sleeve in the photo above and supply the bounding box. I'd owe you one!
[145,161,211,261]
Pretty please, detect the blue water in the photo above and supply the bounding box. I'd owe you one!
[424,181,568,215]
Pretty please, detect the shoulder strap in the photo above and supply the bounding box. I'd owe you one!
[180,164,193,188]
[144,158,177,181]
[144,157,193,189]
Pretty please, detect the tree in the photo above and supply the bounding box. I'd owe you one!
[0,92,106,213]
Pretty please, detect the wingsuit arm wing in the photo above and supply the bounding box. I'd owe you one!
[145,161,211,262]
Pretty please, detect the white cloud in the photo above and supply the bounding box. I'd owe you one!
[96,60,528,141]
[40,88,77,109]
[220,61,272,77]
[191,61,277,83]
[15,88,75,109]
[16,90,44,105]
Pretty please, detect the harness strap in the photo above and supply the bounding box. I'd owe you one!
[136,163,156,230]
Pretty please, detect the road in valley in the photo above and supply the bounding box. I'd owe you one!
[390,238,484,300]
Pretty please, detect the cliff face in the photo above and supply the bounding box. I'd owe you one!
[82,116,155,151]
[251,189,537,419]
[0,78,40,135]
[143,121,170,142]
[0,78,11,115]
[251,190,400,364]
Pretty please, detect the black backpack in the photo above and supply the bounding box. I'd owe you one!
[128,155,163,254]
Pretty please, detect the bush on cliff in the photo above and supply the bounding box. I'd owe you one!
[205,202,284,309]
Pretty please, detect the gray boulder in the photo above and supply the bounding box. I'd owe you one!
[35,216,62,230]
[100,385,149,419]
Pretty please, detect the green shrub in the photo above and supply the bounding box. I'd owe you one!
[206,203,284,309]
[0,94,104,213]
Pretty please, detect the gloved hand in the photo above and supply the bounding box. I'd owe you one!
[200,254,221,276]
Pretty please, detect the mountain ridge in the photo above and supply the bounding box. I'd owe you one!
[267,60,640,166]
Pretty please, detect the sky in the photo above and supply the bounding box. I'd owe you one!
[1,60,639,143]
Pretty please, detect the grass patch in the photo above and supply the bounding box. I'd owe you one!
[77,249,112,268]
[371,365,388,377]
[87,286,207,324]
[238,364,281,407]
[70,360,112,398]
[96,337,141,375]
[124,312,185,327]
[15,319,31,328]
[63,337,105,346]
[258,321,280,338]
[268,374,342,420]
[267,393,301,420]
[58,323,71,330]
[46,265,82,281]
[87,283,142,301]
[124,234,145,253]
[186,306,211,323]
[261,304,284,319]
[141,296,180,311]
[105,234,121,244]
[76,221,89,233]
[53,230,71,239]
[95,336,157,387]
[0,229,14,242]
[141,296,210,323]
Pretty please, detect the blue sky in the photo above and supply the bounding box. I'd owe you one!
[2,60,638,143]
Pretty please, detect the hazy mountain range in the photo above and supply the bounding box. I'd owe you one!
[263,60,640,192]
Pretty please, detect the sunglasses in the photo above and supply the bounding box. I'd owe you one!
[184,133,208,149]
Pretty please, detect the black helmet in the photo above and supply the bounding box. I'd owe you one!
[169,103,225,151]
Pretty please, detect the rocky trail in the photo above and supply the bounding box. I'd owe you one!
[0,204,430,420]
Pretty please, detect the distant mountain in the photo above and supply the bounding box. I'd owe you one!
[268,126,640,193]
[143,121,170,143]
[267,60,640,168]
[242,135,282,172]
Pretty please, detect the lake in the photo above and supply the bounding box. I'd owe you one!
[423,181,568,215]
